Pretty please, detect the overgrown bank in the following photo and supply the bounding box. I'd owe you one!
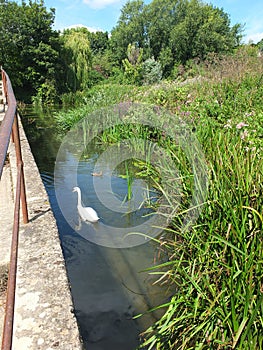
[55,48,263,349]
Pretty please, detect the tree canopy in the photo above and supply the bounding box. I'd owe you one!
[110,0,147,64]
[0,0,60,100]
[0,0,244,102]
[60,28,92,92]
[110,0,243,75]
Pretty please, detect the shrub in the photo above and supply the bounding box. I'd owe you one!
[142,57,163,85]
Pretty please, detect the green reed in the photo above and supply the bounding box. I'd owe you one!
[139,119,263,349]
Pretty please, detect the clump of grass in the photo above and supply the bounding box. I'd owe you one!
[139,120,263,349]
[137,48,263,349]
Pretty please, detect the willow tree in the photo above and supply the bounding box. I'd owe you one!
[61,28,92,91]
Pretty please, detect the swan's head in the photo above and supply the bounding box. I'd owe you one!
[72,186,79,193]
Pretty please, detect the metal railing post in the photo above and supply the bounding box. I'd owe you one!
[1,163,22,350]
[12,112,29,224]
[0,68,29,350]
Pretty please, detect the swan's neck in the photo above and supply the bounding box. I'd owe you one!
[76,188,82,206]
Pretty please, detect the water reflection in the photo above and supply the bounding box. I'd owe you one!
[55,150,161,248]
[21,106,170,350]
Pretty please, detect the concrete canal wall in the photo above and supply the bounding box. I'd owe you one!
[0,108,83,349]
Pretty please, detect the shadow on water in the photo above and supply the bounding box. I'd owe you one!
[21,105,171,350]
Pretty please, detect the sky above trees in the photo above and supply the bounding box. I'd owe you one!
[41,0,263,43]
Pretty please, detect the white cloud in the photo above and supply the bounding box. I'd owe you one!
[64,24,104,32]
[83,0,122,9]
[245,32,263,44]
[244,19,263,43]
[243,8,263,43]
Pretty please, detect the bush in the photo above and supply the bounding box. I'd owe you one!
[142,57,163,85]
[32,80,59,105]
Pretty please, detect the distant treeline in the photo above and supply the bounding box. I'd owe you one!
[0,0,261,103]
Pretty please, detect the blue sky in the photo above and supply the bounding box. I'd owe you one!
[42,0,263,43]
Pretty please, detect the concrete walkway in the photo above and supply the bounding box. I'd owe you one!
[0,87,83,349]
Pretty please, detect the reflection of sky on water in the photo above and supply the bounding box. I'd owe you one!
[55,149,163,248]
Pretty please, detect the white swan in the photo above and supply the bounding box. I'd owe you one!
[72,186,99,223]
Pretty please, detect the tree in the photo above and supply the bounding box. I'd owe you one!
[110,0,147,64]
[144,0,186,60]
[169,0,242,64]
[110,0,243,77]
[88,31,109,54]
[0,0,60,101]
[60,28,92,92]
[257,38,263,53]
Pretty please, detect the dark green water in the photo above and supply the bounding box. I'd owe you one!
[21,105,170,350]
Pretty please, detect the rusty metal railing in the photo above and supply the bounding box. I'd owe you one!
[0,68,29,350]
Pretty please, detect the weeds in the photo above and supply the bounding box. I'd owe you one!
[140,124,263,349]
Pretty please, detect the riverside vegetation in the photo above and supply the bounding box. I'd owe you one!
[56,47,263,349]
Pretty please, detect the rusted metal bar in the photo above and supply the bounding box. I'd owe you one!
[12,112,28,224]
[0,69,28,222]
[2,163,22,350]
[1,162,22,350]
[0,96,16,181]
[0,68,29,349]
[0,69,15,179]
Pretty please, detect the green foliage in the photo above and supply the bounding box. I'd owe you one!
[0,0,245,102]
[0,0,60,101]
[110,0,147,64]
[140,121,263,349]
[158,47,175,78]
[111,0,243,76]
[122,44,143,84]
[60,28,92,91]
[145,83,190,108]
[142,57,163,85]
[138,48,263,350]
[33,79,58,105]
[145,0,185,60]
[257,38,263,53]
[88,30,109,54]
[56,83,142,130]
[169,0,242,64]
[88,48,120,86]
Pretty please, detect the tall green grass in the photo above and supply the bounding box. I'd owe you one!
[140,121,263,349]
[138,47,263,349]
[56,83,147,130]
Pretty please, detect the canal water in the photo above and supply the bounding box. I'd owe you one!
[21,106,170,350]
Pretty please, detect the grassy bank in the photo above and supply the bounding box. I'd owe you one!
[56,47,263,349]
